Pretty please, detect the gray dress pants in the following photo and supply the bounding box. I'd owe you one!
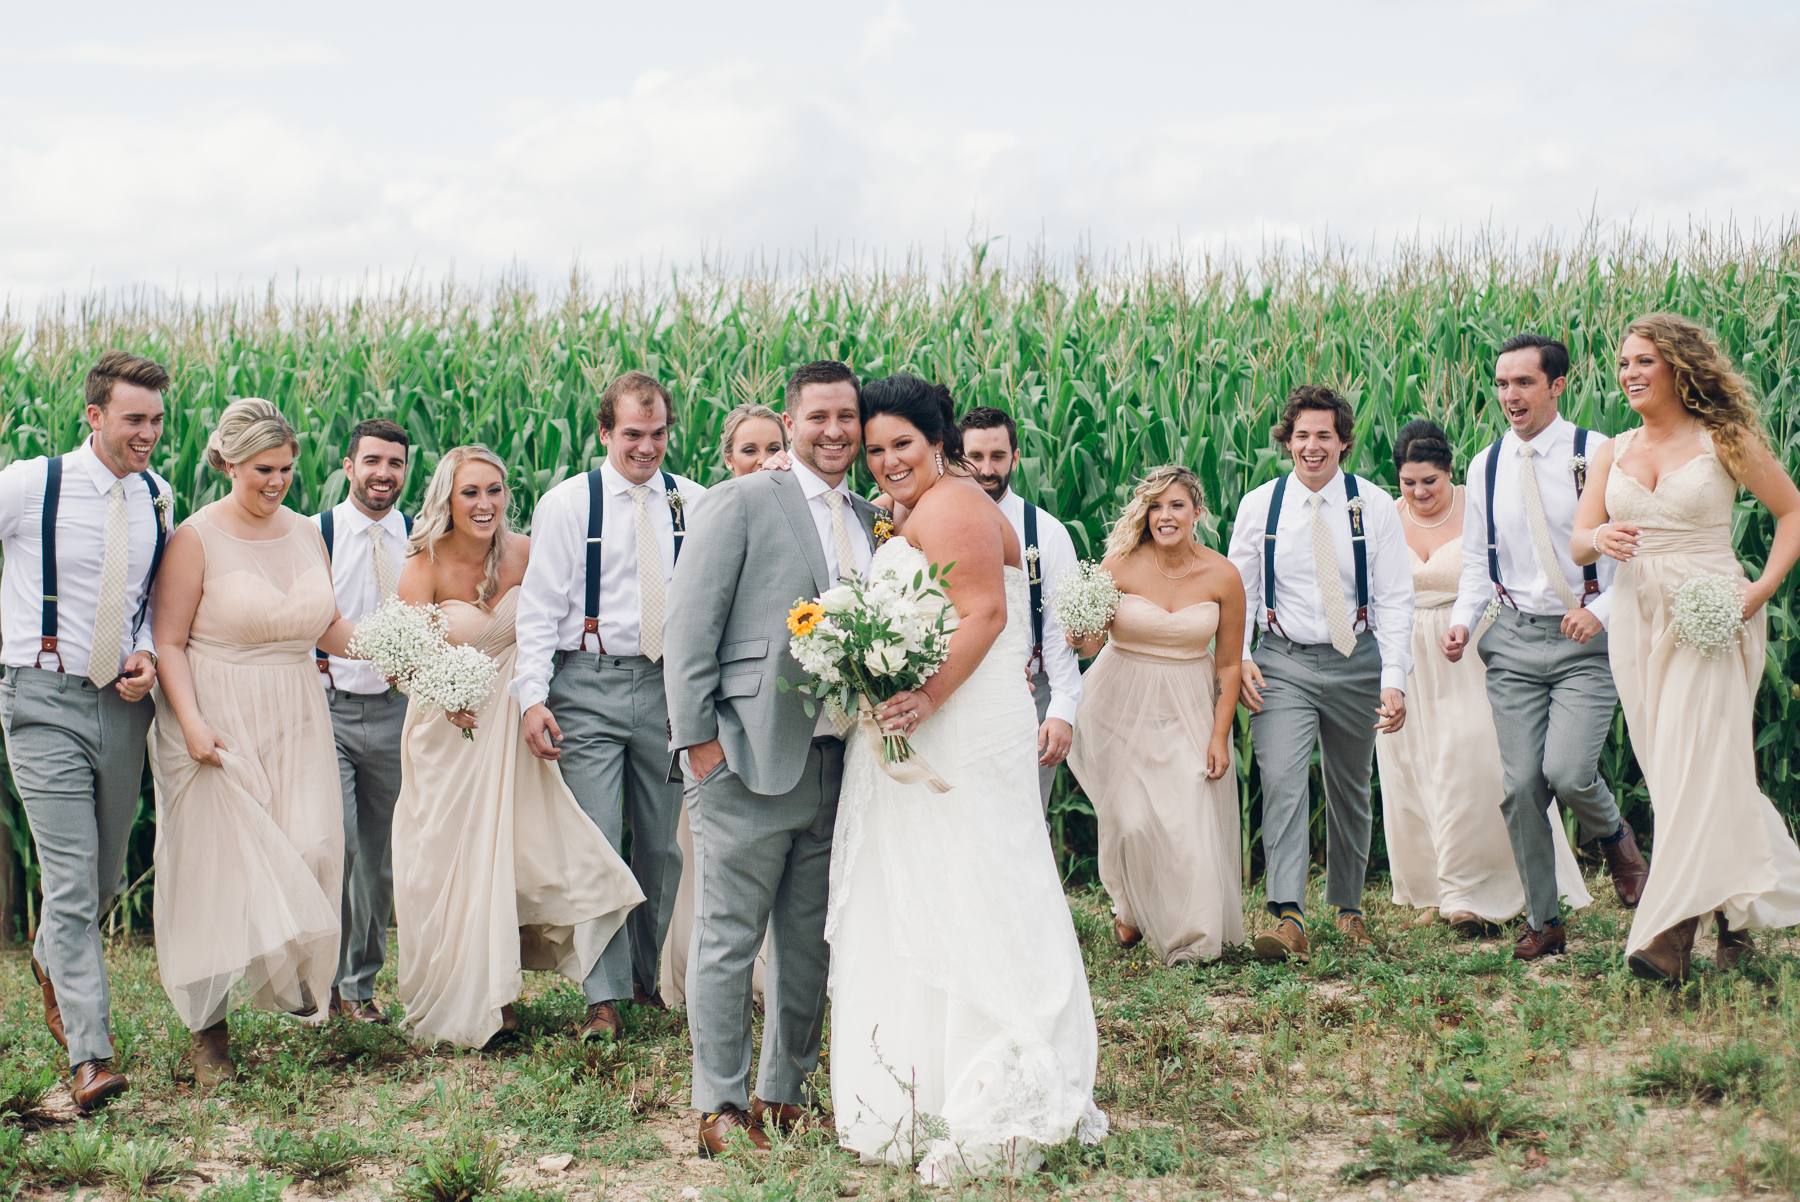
[1249,631,1381,914]
[548,651,684,1004]
[1030,668,1055,812]
[686,737,840,1113]
[1477,608,1621,928]
[1,667,153,1066]
[329,688,407,1002]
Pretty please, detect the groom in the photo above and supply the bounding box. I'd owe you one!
[665,359,880,1156]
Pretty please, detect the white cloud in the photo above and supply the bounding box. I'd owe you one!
[860,1,915,60]
[48,31,343,70]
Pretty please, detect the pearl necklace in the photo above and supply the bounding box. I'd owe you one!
[1402,486,1458,530]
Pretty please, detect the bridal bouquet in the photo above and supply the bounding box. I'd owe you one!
[781,561,957,787]
[348,598,499,739]
[1668,571,1749,660]
[1052,561,1122,640]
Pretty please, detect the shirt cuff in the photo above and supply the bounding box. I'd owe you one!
[1046,696,1079,727]
[509,676,549,712]
[1586,593,1612,629]
[1380,666,1409,693]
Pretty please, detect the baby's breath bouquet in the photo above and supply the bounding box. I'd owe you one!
[1668,572,1749,659]
[347,598,498,739]
[409,643,500,732]
[780,561,956,781]
[1052,561,1123,640]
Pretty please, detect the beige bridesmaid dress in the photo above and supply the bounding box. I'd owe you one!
[1605,429,1800,953]
[393,588,644,1048]
[1067,595,1243,964]
[1375,530,1591,922]
[151,510,343,1029]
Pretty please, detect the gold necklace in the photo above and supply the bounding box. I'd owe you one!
[1637,417,1700,450]
[1152,552,1197,581]
[1402,486,1457,530]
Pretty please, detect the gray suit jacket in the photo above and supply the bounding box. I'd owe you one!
[664,469,882,796]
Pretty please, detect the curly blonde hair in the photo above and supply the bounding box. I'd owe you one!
[1624,313,1768,482]
[719,403,786,466]
[405,446,513,606]
[1104,465,1206,561]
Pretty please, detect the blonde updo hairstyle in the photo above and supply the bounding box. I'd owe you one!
[1624,312,1769,483]
[206,398,299,473]
[405,445,513,606]
[1104,465,1206,561]
[719,403,787,466]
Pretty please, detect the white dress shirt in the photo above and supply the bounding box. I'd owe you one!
[1228,468,1416,693]
[997,488,1081,727]
[313,501,410,695]
[510,460,707,710]
[0,437,170,678]
[791,459,874,583]
[1450,416,1616,631]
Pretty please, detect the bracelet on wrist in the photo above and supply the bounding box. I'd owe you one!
[1592,524,1607,553]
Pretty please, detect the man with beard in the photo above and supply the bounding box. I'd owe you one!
[959,406,1081,810]
[313,418,412,1021]
[1,351,171,1109]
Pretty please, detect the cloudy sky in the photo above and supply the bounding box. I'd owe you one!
[2,0,1796,307]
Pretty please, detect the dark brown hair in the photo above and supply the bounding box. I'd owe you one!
[347,417,409,461]
[860,374,965,465]
[598,371,674,432]
[785,360,860,409]
[85,350,170,411]
[1497,332,1571,382]
[958,405,1017,451]
[1393,418,1453,474]
[1272,384,1355,462]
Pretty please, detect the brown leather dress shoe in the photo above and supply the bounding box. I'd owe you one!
[578,1001,623,1042]
[750,1097,834,1136]
[1716,912,1754,971]
[698,1104,772,1157]
[1252,920,1309,962]
[190,1021,236,1089]
[1512,922,1567,961]
[1600,821,1649,909]
[32,956,67,1050]
[1627,915,1699,983]
[70,1059,130,1111]
[633,984,668,1010]
[1336,912,1372,946]
[1113,918,1142,948]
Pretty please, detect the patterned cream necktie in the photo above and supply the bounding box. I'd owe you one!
[1308,492,1358,657]
[88,479,131,689]
[630,486,665,662]
[823,490,859,582]
[366,522,399,600]
[1518,444,1580,611]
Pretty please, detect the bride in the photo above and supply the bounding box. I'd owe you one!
[825,375,1104,1181]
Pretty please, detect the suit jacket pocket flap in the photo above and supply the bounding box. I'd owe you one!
[719,638,769,664]
[718,671,761,699]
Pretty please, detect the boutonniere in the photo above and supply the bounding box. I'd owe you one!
[1345,497,1366,515]
[1345,494,1367,539]
[665,488,684,513]
[153,492,174,531]
[1569,454,1588,492]
[872,510,895,546]
[1024,544,1041,585]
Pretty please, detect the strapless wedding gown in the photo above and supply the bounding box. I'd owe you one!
[1605,430,1800,951]
[1067,594,1244,963]
[392,587,643,1048]
[827,539,1104,1181]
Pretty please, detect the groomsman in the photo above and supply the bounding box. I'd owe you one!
[516,371,706,1040]
[1442,333,1648,961]
[1228,385,1414,962]
[0,351,171,1109]
[959,407,1081,810]
[313,418,411,1022]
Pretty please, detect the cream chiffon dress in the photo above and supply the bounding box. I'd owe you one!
[828,539,1104,1182]
[393,587,644,1048]
[150,510,343,1029]
[1606,429,1800,952]
[1066,595,1244,964]
[1375,530,1591,921]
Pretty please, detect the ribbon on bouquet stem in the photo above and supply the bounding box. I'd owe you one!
[854,695,953,793]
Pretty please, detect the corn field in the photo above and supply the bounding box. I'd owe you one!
[4,227,1800,941]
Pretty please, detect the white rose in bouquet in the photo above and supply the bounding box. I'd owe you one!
[864,641,908,676]
[820,584,858,614]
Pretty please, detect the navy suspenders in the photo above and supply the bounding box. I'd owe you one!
[1483,429,1599,608]
[581,469,685,653]
[1262,472,1368,644]
[1022,502,1044,675]
[316,506,415,680]
[38,457,169,673]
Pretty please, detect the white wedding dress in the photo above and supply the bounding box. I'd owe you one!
[827,538,1106,1182]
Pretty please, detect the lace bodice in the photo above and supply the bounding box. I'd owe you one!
[1605,428,1736,533]
[1108,595,1218,661]
[440,587,520,657]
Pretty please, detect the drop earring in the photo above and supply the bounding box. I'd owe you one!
[935,452,945,476]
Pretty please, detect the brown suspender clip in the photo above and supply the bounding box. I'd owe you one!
[580,617,606,654]
[36,635,63,673]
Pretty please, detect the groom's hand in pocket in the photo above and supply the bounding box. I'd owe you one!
[523,704,563,760]
[687,738,725,782]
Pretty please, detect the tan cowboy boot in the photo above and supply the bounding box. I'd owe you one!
[1627,916,1700,983]
[1715,912,1754,971]
[190,1022,236,1089]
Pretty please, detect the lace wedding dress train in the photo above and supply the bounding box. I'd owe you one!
[827,538,1105,1182]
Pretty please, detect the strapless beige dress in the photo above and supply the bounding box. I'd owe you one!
[1067,594,1244,964]
[151,509,343,1029]
[1606,429,1800,951]
[392,587,643,1048]
[1375,533,1590,921]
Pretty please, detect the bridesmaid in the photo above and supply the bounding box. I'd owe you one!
[659,404,789,1008]
[1375,421,1590,935]
[1573,313,1800,981]
[151,399,358,1087]
[1066,466,1246,964]
[392,447,642,1048]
